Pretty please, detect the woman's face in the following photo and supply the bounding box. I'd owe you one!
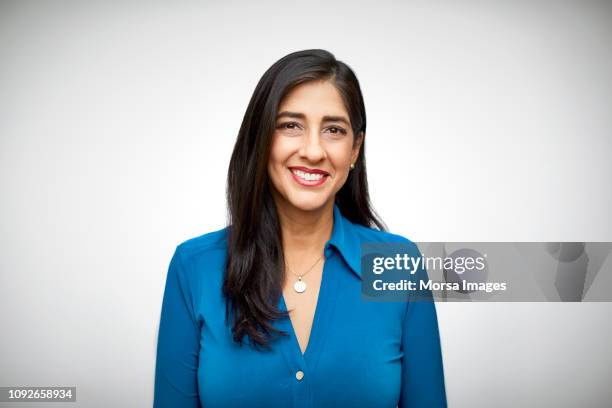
[267,79,363,213]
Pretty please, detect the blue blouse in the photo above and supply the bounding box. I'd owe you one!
[154,204,447,407]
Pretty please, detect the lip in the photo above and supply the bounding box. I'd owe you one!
[288,166,330,175]
[288,166,329,187]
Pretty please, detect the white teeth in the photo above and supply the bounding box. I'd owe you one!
[292,169,325,181]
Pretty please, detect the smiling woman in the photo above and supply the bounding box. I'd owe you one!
[268,80,362,211]
[154,49,447,408]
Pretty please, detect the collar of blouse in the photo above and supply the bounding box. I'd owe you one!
[326,204,362,280]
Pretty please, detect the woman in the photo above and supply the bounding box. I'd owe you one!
[154,49,447,408]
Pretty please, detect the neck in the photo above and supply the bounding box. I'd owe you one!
[275,199,334,268]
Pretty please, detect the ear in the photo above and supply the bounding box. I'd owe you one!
[351,131,364,163]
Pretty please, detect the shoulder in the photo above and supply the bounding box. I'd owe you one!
[164,227,229,319]
[174,226,229,266]
[350,222,421,255]
[351,221,414,245]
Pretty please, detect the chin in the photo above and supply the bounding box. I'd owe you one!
[286,195,330,213]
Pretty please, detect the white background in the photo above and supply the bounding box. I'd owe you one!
[1,1,611,407]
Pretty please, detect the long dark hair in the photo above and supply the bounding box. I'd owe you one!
[223,49,386,350]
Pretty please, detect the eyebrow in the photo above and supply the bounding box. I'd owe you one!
[276,111,351,126]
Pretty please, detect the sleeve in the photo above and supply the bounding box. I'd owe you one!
[154,245,202,408]
[398,244,448,408]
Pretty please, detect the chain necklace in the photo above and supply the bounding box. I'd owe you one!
[285,253,324,293]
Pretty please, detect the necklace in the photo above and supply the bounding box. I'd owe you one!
[285,253,324,293]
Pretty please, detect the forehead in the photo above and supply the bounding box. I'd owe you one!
[278,80,348,118]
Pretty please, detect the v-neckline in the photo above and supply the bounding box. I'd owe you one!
[277,252,339,368]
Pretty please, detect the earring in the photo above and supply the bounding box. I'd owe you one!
[350,163,355,170]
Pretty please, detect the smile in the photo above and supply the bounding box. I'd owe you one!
[288,167,329,187]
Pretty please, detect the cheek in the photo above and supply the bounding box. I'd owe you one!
[327,142,354,168]
[268,136,286,169]
[267,135,294,186]
[269,134,297,164]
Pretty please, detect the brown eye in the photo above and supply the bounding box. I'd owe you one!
[277,122,300,130]
[326,126,347,135]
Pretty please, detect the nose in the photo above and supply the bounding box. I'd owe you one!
[299,129,326,163]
